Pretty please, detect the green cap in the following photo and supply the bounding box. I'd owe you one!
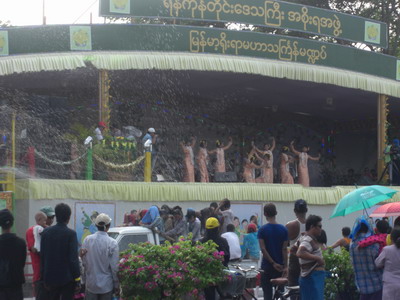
[40,206,55,217]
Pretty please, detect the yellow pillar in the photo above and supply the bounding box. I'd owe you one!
[99,70,111,128]
[377,94,388,179]
[144,152,152,182]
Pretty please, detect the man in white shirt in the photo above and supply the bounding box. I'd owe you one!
[82,213,119,300]
[221,224,242,261]
[94,122,106,141]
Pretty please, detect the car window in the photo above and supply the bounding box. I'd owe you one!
[107,232,119,240]
[119,234,149,252]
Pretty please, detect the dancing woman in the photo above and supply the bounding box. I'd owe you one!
[280,146,294,184]
[197,140,210,182]
[209,137,233,173]
[180,137,196,182]
[243,152,262,183]
[252,137,275,183]
[290,141,320,187]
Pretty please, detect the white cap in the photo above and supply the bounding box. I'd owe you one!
[148,128,156,133]
[95,213,112,226]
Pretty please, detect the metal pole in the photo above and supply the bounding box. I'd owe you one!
[144,152,152,182]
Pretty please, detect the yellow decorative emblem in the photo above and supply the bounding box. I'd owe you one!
[366,25,378,41]
[72,29,89,47]
[112,0,128,9]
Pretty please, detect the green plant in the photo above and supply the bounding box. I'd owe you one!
[323,249,359,300]
[118,236,227,300]
[63,123,93,144]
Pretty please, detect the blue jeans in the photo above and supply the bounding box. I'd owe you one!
[299,270,325,300]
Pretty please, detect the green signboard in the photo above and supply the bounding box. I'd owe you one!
[99,0,388,48]
[4,25,398,81]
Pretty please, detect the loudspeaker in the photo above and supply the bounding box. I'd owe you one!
[214,172,237,182]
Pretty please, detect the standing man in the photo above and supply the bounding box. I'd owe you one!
[94,122,106,141]
[142,127,158,170]
[26,211,47,297]
[0,209,26,300]
[296,215,325,300]
[258,203,288,300]
[81,213,119,300]
[41,206,56,227]
[40,203,80,299]
[286,199,308,288]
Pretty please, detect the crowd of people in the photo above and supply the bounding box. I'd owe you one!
[0,198,400,300]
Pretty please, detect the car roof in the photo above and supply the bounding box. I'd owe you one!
[108,226,153,235]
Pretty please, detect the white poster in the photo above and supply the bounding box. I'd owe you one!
[74,202,116,246]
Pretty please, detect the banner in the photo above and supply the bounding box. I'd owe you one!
[4,25,399,81]
[0,192,13,210]
[99,0,388,48]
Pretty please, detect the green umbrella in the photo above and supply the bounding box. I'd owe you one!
[330,185,397,219]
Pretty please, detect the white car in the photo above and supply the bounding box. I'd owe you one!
[107,226,161,252]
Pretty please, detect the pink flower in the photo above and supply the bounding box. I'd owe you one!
[164,290,172,296]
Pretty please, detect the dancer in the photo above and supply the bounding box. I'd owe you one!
[280,146,294,184]
[197,140,210,182]
[180,137,196,182]
[209,137,233,173]
[290,141,320,187]
[253,138,275,183]
[242,152,262,183]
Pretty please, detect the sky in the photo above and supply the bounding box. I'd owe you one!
[0,0,105,26]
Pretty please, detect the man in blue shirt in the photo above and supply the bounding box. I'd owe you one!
[258,203,288,300]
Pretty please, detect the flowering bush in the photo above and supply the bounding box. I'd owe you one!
[118,236,227,300]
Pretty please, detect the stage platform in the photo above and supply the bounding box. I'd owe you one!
[15,179,400,205]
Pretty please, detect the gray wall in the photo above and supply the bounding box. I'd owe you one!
[19,199,358,248]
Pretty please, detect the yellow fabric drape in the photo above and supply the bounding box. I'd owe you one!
[15,179,400,205]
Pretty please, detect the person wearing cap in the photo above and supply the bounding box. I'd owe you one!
[40,205,56,227]
[40,203,81,299]
[94,122,106,141]
[142,127,158,169]
[25,211,47,297]
[258,203,288,300]
[186,209,201,242]
[81,213,119,300]
[201,217,230,300]
[0,209,27,300]
[286,199,308,289]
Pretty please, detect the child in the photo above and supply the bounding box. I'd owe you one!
[32,212,47,253]
[329,227,351,251]
[358,219,389,253]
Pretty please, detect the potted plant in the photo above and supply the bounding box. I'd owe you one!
[118,236,227,299]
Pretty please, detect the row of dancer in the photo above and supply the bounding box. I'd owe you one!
[180,137,232,183]
[181,137,320,186]
[244,140,320,186]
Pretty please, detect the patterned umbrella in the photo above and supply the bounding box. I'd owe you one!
[369,202,400,218]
